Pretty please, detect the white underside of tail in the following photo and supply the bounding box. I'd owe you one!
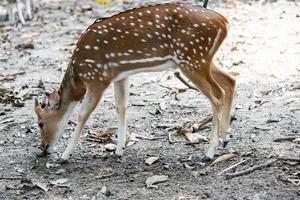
[114,57,178,82]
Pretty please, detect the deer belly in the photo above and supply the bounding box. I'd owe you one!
[113,59,177,82]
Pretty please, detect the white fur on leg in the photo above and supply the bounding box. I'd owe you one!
[61,89,100,160]
[220,104,232,143]
[61,125,82,160]
[206,108,221,159]
[114,78,129,156]
[206,128,219,159]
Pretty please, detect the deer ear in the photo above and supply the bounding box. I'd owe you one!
[34,98,42,115]
[47,91,61,110]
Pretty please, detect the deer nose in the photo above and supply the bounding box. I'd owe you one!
[37,144,50,157]
[40,143,49,151]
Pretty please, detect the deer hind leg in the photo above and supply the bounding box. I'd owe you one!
[211,63,236,146]
[114,78,129,156]
[180,66,225,159]
[60,85,106,162]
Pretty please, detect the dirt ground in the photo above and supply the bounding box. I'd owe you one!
[0,0,299,199]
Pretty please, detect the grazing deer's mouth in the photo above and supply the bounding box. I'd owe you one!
[37,144,50,157]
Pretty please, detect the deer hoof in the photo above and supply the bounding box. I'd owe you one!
[201,156,213,163]
[222,141,229,148]
[36,151,50,157]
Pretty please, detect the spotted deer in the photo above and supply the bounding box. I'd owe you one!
[34,2,235,163]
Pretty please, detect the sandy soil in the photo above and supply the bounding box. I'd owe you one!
[0,0,299,199]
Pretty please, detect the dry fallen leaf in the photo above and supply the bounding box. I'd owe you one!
[184,132,198,143]
[49,178,70,187]
[126,132,138,147]
[0,26,13,33]
[177,88,188,93]
[210,154,236,166]
[146,175,168,188]
[0,75,16,81]
[145,156,159,165]
[96,128,117,138]
[177,128,197,143]
[33,181,49,192]
[20,32,39,39]
[184,163,195,169]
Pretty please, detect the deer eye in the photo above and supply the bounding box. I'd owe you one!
[38,122,44,129]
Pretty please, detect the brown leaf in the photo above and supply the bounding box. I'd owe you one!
[15,43,34,49]
[230,46,238,51]
[177,88,188,93]
[0,26,13,33]
[177,128,200,143]
[96,128,117,138]
[20,32,39,39]
[210,154,236,166]
[176,127,189,135]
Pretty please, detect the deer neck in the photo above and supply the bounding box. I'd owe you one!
[57,66,84,113]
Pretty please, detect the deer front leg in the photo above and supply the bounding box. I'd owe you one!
[25,0,32,19]
[114,78,129,156]
[60,87,104,163]
[16,0,26,24]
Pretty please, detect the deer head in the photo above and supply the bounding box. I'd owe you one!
[34,91,62,156]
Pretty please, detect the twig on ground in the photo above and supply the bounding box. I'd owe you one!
[218,159,249,175]
[192,114,236,133]
[0,176,22,180]
[278,175,300,186]
[86,137,106,143]
[192,114,213,132]
[135,136,165,141]
[278,157,300,163]
[174,72,198,91]
[225,159,278,179]
[95,172,116,179]
[273,137,299,142]
[216,57,225,68]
